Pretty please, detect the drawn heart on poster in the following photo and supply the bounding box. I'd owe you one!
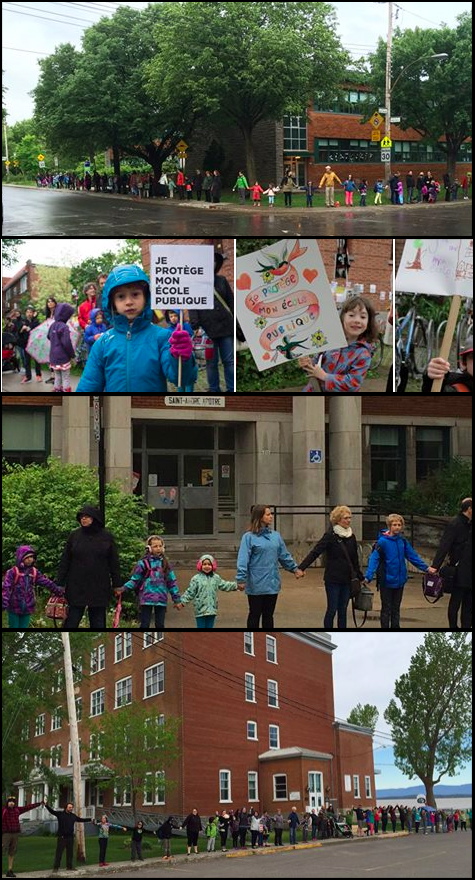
[303,268,318,284]
[237,273,252,290]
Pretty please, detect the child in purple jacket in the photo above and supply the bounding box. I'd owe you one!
[2,545,64,629]
[47,302,76,392]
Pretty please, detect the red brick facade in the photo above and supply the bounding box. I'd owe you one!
[22,633,375,817]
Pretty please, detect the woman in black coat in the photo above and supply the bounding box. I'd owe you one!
[299,506,363,630]
[57,505,122,630]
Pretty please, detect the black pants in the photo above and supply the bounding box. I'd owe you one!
[54,836,74,869]
[274,829,283,845]
[239,828,247,847]
[380,586,404,629]
[448,588,472,630]
[99,838,108,863]
[140,605,166,629]
[63,605,106,629]
[247,594,278,630]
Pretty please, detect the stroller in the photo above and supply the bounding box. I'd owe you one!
[335,821,353,839]
[2,332,20,373]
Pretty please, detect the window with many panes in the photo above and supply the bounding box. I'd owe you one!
[247,721,258,740]
[90,689,105,717]
[365,776,372,798]
[266,636,277,663]
[267,680,279,708]
[144,662,164,698]
[90,645,105,674]
[143,632,164,648]
[115,677,132,708]
[51,708,62,731]
[35,714,45,737]
[353,775,360,798]
[269,724,280,749]
[248,771,258,802]
[245,673,256,702]
[244,632,254,655]
[219,769,232,802]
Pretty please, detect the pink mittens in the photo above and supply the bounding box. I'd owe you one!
[169,327,193,359]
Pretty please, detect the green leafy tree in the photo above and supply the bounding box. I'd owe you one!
[2,239,24,267]
[84,704,181,823]
[2,458,152,582]
[347,703,379,733]
[69,241,142,298]
[2,633,97,798]
[384,633,472,808]
[145,2,349,183]
[369,12,472,177]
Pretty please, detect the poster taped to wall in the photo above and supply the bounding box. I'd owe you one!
[236,239,346,371]
[395,239,473,298]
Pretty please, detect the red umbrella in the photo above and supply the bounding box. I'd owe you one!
[112,597,122,628]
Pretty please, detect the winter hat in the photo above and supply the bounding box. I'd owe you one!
[15,545,37,566]
[196,554,217,571]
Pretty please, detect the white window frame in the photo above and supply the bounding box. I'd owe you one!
[115,633,132,663]
[90,688,105,717]
[273,774,288,801]
[365,776,372,799]
[144,662,165,699]
[143,632,164,648]
[90,644,105,674]
[353,775,360,799]
[267,679,279,708]
[244,632,254,655]
[219,769,232,803]
[51,707,62,731]
[75,697,82,722]
[266,635,277,664]
[269,724,280,749]
[248,771,259,802]
[115,676,132,708]
[50,745,61,768]
[89,733,102,761]
[35,714,45,737]
[247,721,258,741]
[245,673,256,703]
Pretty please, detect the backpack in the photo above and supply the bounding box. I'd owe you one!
[373,183,379,193]
[3,565,38,590]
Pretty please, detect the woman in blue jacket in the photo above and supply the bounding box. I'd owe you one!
[237,505,304,630]
[76,265,197,392]
[365,513,436,630]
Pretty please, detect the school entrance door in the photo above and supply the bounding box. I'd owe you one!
[133,423,236,537]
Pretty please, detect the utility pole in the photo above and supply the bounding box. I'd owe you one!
[384,1,393,184]
[93,396,106,522]
[62,634,86,862]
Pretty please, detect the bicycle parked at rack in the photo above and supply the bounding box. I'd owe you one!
[395,307,434,388]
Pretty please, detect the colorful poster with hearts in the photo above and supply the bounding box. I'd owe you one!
[236,239,346,371]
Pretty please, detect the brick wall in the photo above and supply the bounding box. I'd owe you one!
[318,238,393,311]
[362,397,472,418]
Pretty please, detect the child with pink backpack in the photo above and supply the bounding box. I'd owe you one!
[2,545,64,629]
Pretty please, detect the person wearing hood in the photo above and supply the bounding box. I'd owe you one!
[76,265,196,392]
[177,554,239,629]
[2,546,63,629]
[237,506,304,631]
[188,251,234,392]
[57,506,122,629]
[364,514,436,630]
[84,308,108,351]
[46,302,76,392]
[422,336,473,393]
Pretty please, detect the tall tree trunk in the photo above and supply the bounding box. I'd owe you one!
[112,143,121,188]
[240,123,257,187]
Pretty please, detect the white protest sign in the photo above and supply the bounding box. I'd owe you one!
[395,239,473,298]
[150,244,215,310]
[236,239,346,371]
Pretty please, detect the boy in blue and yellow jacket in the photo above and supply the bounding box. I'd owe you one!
[117,535,181,630]
[76,265,197,391]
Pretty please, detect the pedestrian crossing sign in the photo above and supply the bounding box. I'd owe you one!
[380,136,392,148]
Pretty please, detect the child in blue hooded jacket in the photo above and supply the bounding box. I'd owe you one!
[177,554,239,629]
[365,513,437,630]
[84,308,108,351]
[76,265,197,391]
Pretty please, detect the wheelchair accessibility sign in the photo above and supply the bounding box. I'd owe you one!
[309,449,324,463]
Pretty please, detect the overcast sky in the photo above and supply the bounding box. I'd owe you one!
[3,238,128,277]
[2,1,471,126]
[331,634,472,790]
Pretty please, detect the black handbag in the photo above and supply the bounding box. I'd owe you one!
[440,564,458,594]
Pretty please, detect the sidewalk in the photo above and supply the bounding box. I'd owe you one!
[169,565,449,630]
[8,831,411,878]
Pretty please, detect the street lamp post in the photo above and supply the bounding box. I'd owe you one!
[382,6,448,185]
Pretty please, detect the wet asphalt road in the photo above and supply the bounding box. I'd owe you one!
[2,185,472,237]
